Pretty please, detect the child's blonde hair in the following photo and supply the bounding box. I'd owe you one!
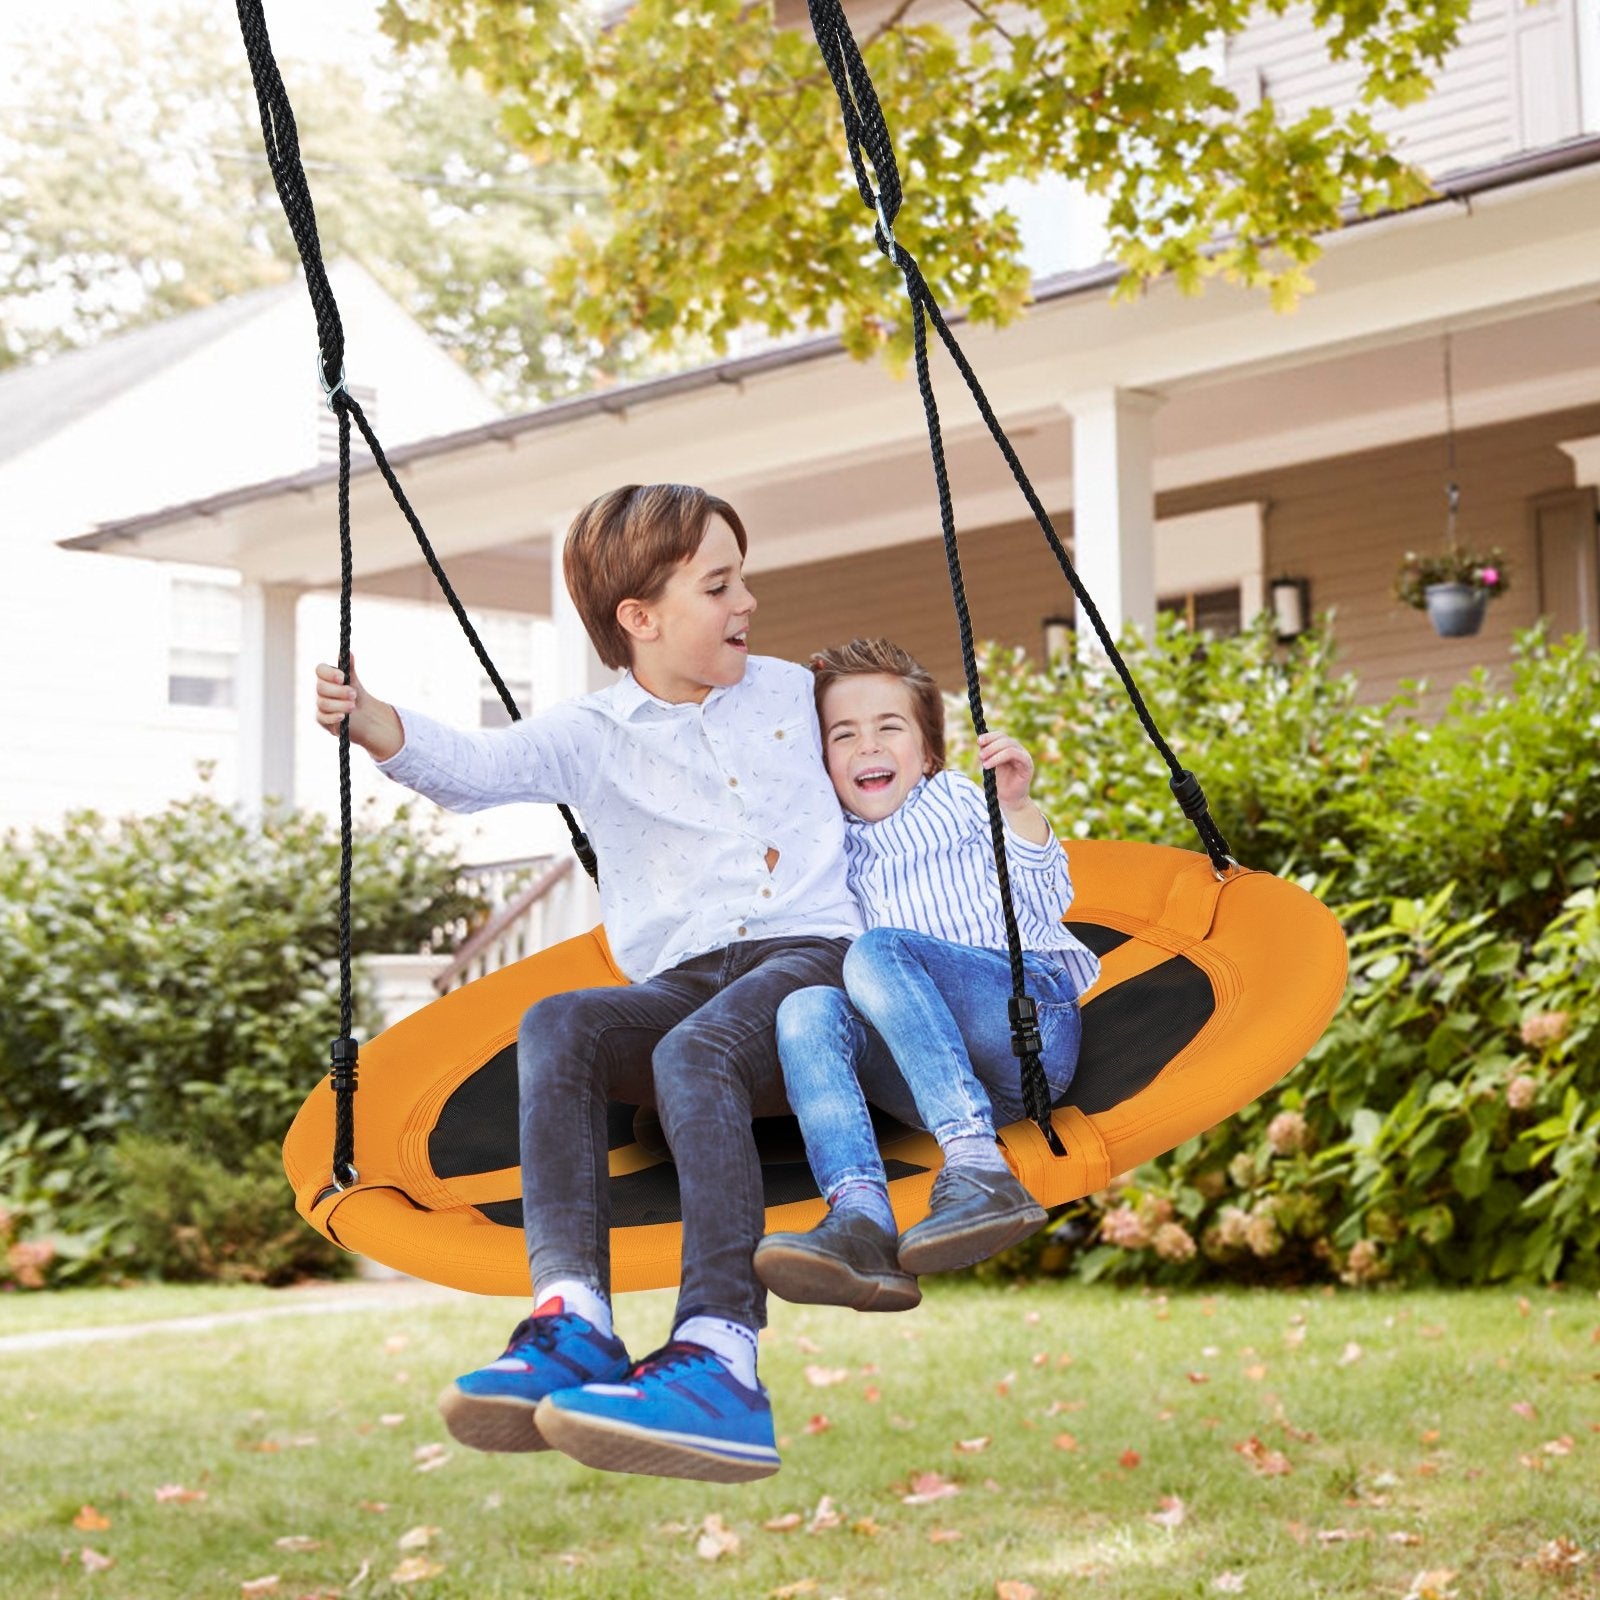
[563,484,749,670]
[808,638,946,773]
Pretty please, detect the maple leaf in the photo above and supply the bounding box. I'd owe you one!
[903,1471,961,1505]
[390,1556,445,1584]
[1147,1496,1186,1529]
[696,1514,740,1560]
[1525,1537,1587,1574]
[803,1415,832,1435]
[1118,1449,1142,1469]
[72,1506,111,1532]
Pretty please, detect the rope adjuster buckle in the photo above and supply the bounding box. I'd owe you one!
[1008,994,1043,1059]
[318,353,348,413]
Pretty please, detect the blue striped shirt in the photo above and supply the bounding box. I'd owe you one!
[843,770,1101,998]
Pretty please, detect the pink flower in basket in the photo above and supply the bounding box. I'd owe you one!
[1479,566,1500,587]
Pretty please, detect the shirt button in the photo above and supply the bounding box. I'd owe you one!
[728,776,739,787]
[774,729,786,740]
[761,888,772,898]
[737,925,747,936]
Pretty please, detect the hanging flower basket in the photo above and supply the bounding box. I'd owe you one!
[1395,548,1509,639]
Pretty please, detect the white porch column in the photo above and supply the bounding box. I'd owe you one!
[546,510,607,940]
[237,581,301,815]
[1067,388,1163,654]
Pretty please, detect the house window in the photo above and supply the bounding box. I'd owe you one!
[1158,585,1243,636]
[168,576,241,708]
[316,382,378,465]
[474,610,534,728]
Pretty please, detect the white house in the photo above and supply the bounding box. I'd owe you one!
[40,0,1600,968]
[0,259,585,872]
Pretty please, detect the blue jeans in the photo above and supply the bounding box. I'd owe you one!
[775,927,1084,1201]
[517,935,850,1331]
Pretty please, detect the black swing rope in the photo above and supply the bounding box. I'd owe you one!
[803,0,1236,1150]
[232,0,1233,1182]
[233,0,596,1189]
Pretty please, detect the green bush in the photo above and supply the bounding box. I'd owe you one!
[0,792,480,1169]
[110,1135,352,1285]
[954,619,1600,1287]
[0,792,480,1285]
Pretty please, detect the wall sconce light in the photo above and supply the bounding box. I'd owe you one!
[1269,576,1310,643]
[1042,613,1075,665]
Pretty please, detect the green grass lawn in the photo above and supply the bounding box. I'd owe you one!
[2,1279,1595,1600]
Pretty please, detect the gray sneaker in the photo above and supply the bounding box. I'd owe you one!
[896,1165,1048,1276]
[755,1209,922,1312]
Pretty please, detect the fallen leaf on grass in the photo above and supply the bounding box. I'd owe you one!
[1542,1436,1575,1456]
[1316,1529,1370,1545]
[1146,1496,1186,1529]
[412,1443,451,1473]
[954,1436,991,1454]
[851,1517,884,1537]
[1053,1433,1078,1452]
[763,1514,802,1533]
[1389,1532,1424,1547]
[1187,1372,1210,1384]
[804,1415,832,1435]
[383,1335,409,1355]
[1243,1364,1267,1382]
[995,1583,1037,1600]
[1211,1574,1246,1594]
[1234,1437,1292,1476]
[807,1496,842,1533]
[1024,1311,1041,1325]
[928,1528,963,1544]
[389,1556,444,1584]
[1402,1570,1457,1600]
[1118,1449,1141,1469]
[803,1365,851,1388]
[357,1501,389,1515]
[903,1471,960,1505]
[862,1385,881,1403]
[795,1335,822,1354]
[80,1548,114,1573]
[273,1536,322,1553]
[770,1582,819,1597]
[155,1484,208,1503]
[379,1414,406,1428]
[396,1528,439,1551]
[1525,1537,1587,1574]
[696,1514,740,1560]
[1337,1342,1363,1367]
[72,1507,110,1532]
[1510,1400,1537,1420]
[239,1578,279,1597]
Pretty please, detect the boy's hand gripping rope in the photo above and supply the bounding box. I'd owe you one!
[232,0,597,1190]
[804,0,1238,1153]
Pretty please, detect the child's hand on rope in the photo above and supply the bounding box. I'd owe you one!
[314,655,404,761]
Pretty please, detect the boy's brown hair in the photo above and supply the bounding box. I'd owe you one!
[808,638,947,773]
[563,484,749,670]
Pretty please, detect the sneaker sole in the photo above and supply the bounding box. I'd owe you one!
[534,1399,780,1483]
[897,1203,1049,1277]
[437,1384,553,1453]
[754,1239,922,1313]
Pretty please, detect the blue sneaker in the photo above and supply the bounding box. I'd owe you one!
[535,1340,781,1483]
[437,1298,631,1453]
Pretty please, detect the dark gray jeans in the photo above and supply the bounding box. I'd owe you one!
[516,935,851,1331]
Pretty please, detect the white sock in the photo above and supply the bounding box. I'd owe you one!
[674,1315,760,1389]
[534,1278,613,1338]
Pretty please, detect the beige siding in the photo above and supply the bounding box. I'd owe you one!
[754,405,1600,718]
[1224,0,1580,177]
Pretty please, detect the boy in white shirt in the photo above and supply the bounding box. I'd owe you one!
[315,484,860,1483]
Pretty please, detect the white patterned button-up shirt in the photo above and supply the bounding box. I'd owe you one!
[376,654,862,982]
